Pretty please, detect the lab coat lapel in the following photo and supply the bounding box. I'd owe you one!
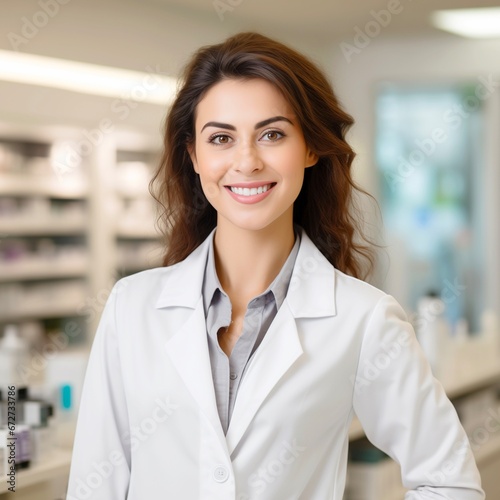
[164,297,228,451]
[225,230,337,455]
[159,228,228,452]
[225,302,301,456]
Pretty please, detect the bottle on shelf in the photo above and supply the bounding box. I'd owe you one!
[416,290,451,379]
[0,324,30,392]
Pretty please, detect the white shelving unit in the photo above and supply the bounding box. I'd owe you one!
[0,126,164,342]
[0,217,87,236]
[114,148,163,278]
[0,133,91,350]
[0,256,88,282]
[0,173,88,198]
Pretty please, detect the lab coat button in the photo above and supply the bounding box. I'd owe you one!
[213,465,229,482]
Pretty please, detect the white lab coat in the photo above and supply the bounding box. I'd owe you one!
[66,226,484,500]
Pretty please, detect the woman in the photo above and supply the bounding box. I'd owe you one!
[67,32,484,499]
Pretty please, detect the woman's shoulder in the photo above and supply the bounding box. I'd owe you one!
[109,264,182,308]
[298,227,392,315]
[107,234,211,309]
[334,267,385,295]
[118,263,179,286]
[332,267,413,332]
[332,266,392,312]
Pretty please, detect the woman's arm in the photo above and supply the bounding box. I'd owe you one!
[66,281,131,500]
[352,294,485,499]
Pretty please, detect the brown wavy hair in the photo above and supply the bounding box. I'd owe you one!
[150,32,377,279]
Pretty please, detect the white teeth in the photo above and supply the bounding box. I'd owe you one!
[229,184,273,196]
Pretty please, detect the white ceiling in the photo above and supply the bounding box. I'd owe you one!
[143,0,500,42]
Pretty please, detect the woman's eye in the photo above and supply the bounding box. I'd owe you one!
[209,134,231,145]
[262,130,284,141]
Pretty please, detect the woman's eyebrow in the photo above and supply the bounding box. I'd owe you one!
[200,115,293,133]
[255,115,294,129]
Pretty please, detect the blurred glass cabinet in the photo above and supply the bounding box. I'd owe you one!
[375,83,485,332]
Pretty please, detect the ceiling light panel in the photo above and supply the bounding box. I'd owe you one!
[0,50,176,105]
[431,7,500,38]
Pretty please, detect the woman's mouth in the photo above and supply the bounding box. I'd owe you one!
[224,182,277,204]
[228,183,275,196]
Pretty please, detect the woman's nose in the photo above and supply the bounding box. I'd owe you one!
[233,144,264,173]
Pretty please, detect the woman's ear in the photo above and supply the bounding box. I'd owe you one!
[305,149,319,168]
[187,143,199,174]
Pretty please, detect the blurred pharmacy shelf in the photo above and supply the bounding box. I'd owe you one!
[0,280,87,322]
[0,126,162,347]
[0,173,88,198]
[475,434,500,465]
[114,149,163,279]
[0,128,163,499]
[116,222,160,239]
[444,363,500,400]
[0,255,88,282]
[0,216,87,236]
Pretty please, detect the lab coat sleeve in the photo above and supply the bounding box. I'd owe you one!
[66,282,131,500]
[352,294,485,499]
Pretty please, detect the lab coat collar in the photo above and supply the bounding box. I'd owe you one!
[155,225,337,318]
[154,228,212,310]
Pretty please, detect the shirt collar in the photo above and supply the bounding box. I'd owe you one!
[202,224,302,316]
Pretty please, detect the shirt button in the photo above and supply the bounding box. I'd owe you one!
[230,372,238,380]
[213,465,229,483]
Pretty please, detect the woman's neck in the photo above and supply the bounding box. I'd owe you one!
[213,214,296,305]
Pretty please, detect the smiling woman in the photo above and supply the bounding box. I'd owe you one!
[151,32,374,280]
[188,78,318,235]
[66,32,485,500]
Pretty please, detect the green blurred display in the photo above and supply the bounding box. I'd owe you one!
[375,83,485,332]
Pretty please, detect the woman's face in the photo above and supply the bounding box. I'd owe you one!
[188,78,318,232]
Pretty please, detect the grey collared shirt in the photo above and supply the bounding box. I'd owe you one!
[202,225,301,435]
